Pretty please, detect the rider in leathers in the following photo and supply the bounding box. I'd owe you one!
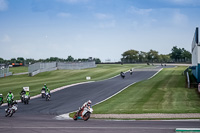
[78,100,92,117]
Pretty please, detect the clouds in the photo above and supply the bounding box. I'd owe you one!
[128,6,152,15]
[167,0,200,5]
[94,13,113,20]
[1,34,11,42]
[172,10,188,25]
[57,12,71,18]
[0,0,8,11]
[56,0,89,4]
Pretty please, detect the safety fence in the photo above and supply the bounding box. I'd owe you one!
[28,61,96,76]
[57,62,96,70]
[0,68,12,78]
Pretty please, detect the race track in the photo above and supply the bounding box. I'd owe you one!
[1,65,199,133]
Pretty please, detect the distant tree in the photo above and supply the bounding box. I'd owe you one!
[170,46,191,62]
[181,48,191,62]
[159,54,170,63]
[147,49,159,63]
[11,58,16,63]
[66,56,74,62]
[94,58,101,64]
[0,57,4,63]
[138,51,147,63]
[121,49,139,63]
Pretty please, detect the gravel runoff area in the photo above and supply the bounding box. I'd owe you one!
[91,113,200,119]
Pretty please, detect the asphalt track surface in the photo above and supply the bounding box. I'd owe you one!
[1,65,200,133]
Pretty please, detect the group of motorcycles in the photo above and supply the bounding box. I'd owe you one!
[2,87,51,118]
[120,69,133,79]
[1,85,95,121]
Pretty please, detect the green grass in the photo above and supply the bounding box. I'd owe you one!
[0,64,149,102]
[93,66,200,114]
[9,66,28,74]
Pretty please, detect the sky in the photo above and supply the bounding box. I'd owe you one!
[0,0,200,62]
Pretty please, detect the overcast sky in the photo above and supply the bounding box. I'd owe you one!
[0,0,200,62]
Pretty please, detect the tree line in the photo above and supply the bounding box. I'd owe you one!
[0,56,101,66]
[121,46,191,63]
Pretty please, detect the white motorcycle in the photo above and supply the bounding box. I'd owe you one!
[73,106,93,121]
[41,88,46,98]
[5,102,18,117]
[24,95,30,104]
[45,92,50,101]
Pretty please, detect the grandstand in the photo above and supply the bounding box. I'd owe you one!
[191,27,200,83]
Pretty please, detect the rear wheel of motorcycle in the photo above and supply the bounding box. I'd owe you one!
[73,113,78,121]
[83,112,90,121]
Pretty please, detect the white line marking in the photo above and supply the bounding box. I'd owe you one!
[0,126,174,130]
[148,68,163,80]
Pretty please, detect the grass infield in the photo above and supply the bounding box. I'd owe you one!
[0,64,149,102]
[93,66,200,114]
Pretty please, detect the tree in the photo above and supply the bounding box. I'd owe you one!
[170,46,182,62]
[147,49,159,63]
[121,49,139,63]
[138,51,147,63]
[170,46,191,62]
[94,58,101,64]
[66,56,74,62]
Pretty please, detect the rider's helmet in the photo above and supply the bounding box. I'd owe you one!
[9,91,12,94]
[44,84,46,86]
[87,100,92,106]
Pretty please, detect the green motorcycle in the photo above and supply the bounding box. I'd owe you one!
[7,97,12,107]
[0,94,3,106]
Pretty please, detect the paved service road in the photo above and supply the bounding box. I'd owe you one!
[1,65,199,133]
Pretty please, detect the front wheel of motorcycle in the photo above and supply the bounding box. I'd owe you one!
[5,111,9,117]
[83,112,90,121]
[9,110,13,117]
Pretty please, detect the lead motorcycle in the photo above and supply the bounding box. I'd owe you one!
[5,102,18,117]
[120,72,125,79]
[73,106,93,121]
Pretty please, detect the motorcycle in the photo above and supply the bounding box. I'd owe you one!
[45,92,50,101]
[0,94,3,106]
[24,94,29,104]
[120,72,125,79]
[7,97,12,107]
[73,106,93,121]
[20,93,25,103]
[41,88,46,98]
[5,102,18,117]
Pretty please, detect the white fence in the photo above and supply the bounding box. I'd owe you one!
[0,68,12,78]
[57,62,96,70]
[28,61,96,76]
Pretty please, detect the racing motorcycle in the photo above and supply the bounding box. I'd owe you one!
[120,72,125,79]
[73,106,93,121]
[0,94,3,106]
[45,92,50,101]
[7,97,12,107]
[24,94,29,104]
[5,102,18,117]
[20,93,25,103]
[41,87,46,98]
